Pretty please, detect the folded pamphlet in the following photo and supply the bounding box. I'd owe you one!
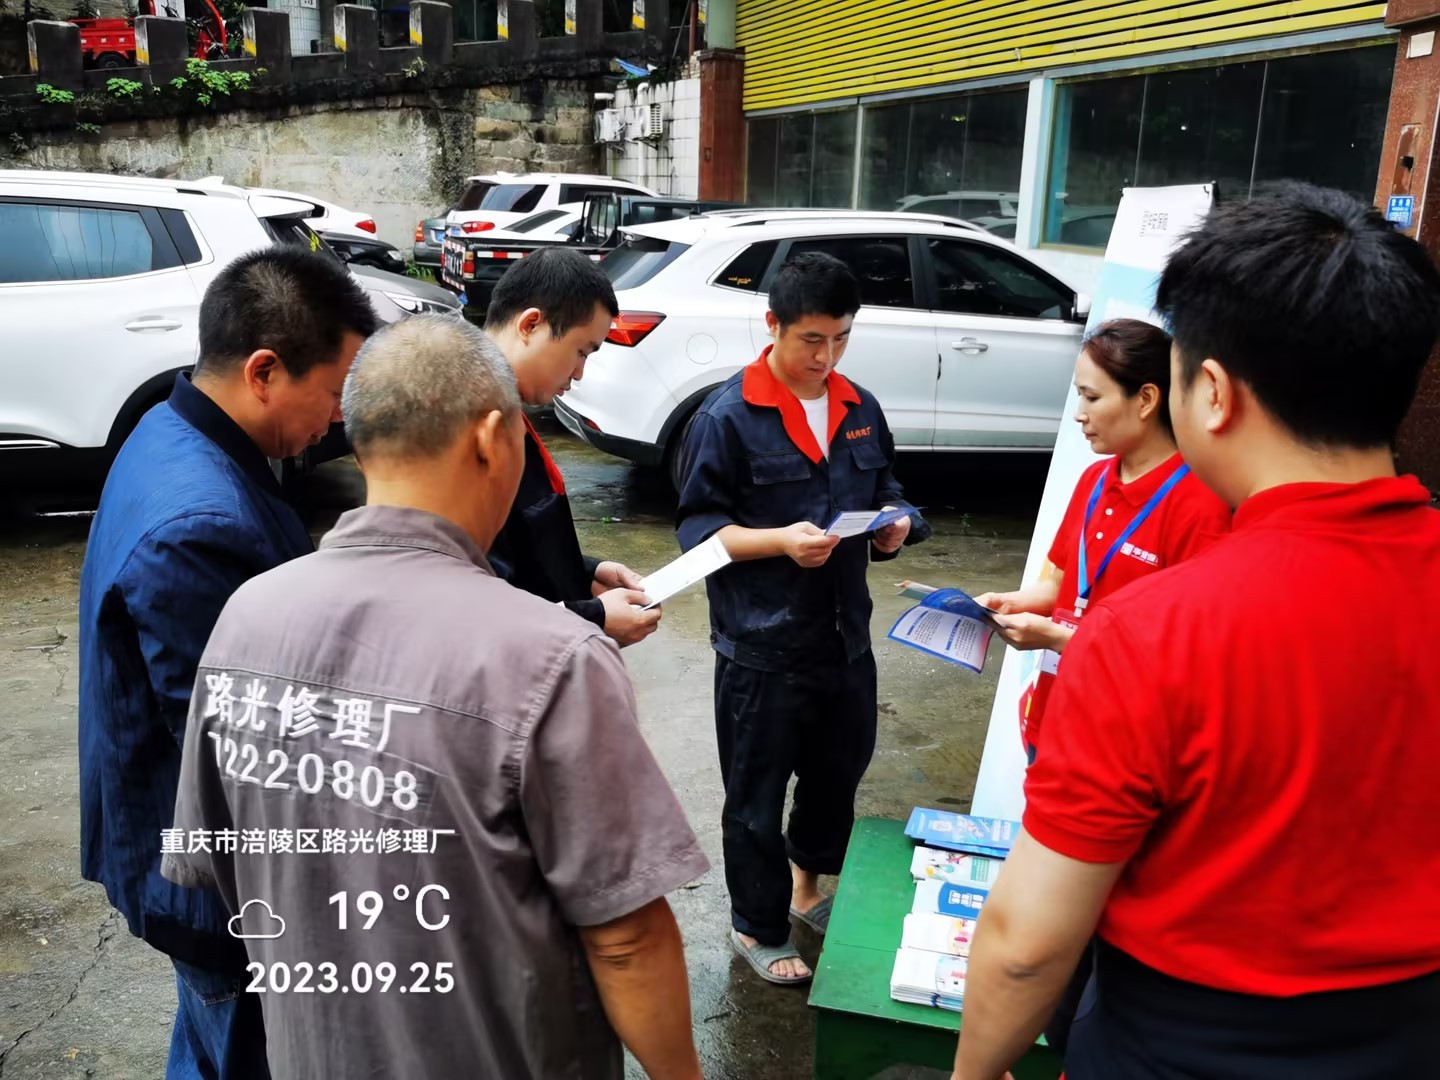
[901,912,979,958]
[913,877,989,919]
[825,505,915,539]
[637,534,731,610]
[889,947,967,1012]
[905,807,1017,857]
[910,845,1003,888]
[887,587,1001,673]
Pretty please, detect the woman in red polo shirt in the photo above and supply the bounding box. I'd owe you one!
[978,318,1231,763]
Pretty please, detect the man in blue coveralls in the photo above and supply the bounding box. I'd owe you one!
[676,253,929,985]
[78,247,375,1078]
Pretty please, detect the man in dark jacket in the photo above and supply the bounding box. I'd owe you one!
[675,253,929,984]
[78,247,375,1079]
[484,247,661,647]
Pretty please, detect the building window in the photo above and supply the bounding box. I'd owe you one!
[747,109,858,208]
[1046,43,1396,249]
[859,87,1027,228]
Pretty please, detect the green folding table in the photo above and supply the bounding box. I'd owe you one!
[808,817,1062,1080]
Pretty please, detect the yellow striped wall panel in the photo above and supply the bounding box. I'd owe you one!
[737,0,1386,110]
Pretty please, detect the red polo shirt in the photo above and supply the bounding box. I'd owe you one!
[1024,476,1440,995]
[1021,454,1231,752]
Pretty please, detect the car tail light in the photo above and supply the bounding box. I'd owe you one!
[414,221,424,243]
[462,254,475,278]
[357,219,377,234]
[461,220,496,234]
[607,311,665,347]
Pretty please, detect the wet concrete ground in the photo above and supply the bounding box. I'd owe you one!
[0,420,1046,1080]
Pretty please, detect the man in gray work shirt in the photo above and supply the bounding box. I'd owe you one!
[164,314,709,1080]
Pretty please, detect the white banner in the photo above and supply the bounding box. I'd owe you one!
[970,184,1216,822]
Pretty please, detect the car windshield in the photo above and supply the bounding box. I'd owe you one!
[455,182,545,214]
[262,217,344,265]
[601,237,690,290]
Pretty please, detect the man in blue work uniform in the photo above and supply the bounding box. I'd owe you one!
[79,247,375,1079]
[676,253,929,985]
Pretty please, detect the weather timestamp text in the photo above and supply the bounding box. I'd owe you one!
[245,960,454,994]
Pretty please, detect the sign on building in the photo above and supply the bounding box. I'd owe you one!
[1388,195,1416,230]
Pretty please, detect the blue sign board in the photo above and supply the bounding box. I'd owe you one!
[1387,195,1415,229]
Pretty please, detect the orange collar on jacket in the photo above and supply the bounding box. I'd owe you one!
[521,414,566,495]
[741,347,862,464]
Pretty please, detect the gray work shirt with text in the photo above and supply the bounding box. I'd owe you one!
[163,504,709,1080]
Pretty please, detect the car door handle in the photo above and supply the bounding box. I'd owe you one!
[951,338,989,353]
[125,317,183,332]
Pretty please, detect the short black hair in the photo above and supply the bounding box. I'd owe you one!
[484,247,620,336]
[1156,183,1440,449]
[195,247,377,379]
[769,252,861,327]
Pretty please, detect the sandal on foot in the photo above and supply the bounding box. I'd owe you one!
[789,896,833,935]
[727,929,812,985]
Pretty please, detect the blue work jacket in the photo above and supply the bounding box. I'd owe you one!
[676,352,929,671]
[78,374,313,970]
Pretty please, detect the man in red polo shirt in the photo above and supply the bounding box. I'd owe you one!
[952,184,1440,1080]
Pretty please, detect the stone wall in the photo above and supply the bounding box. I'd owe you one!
[9,81,600,245]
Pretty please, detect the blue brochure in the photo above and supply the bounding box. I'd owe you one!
[905,807,1018,856]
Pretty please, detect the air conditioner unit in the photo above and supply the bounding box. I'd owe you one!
[624,108,648,142]
[593,109,622,145]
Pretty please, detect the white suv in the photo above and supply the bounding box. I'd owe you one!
[553,210,1091,477]
[0,169,448,476]
[445,172,656,238]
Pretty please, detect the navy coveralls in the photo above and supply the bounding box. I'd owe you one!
[676,351,929,945]
[489,417,606,628]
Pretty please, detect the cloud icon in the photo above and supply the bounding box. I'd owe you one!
[228,898,287,940]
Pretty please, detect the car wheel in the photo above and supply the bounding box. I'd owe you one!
[665,407,703,494]
[94,52,129,69]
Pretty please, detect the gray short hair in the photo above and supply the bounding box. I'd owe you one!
[342,314,520,459]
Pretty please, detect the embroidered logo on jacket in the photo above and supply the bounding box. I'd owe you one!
[845,427,873,440]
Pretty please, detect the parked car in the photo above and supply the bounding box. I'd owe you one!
[896,190,1020,222]
[443,195,738,313]
[0,169,445,482]
[320,228,408,273]
[445,172,657,237]
[193,177,379,237]
[551,209,1090,483]
[413,214,448,270]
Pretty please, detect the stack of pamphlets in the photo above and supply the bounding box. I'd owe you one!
[904,807,1016,858]
[890,809,1019,1012]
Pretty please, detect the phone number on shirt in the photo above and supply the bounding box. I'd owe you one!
[245,961,455,995]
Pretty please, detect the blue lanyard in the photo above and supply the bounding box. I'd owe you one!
[1076,463,1189,603]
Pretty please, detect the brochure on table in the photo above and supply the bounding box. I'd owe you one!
[970,184,1217,823]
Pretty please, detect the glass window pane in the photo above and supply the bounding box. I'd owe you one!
[715,241,778,292]
[1255,45,1395,201]
[960,89,1027,198]
[859,101,911,211]
[0,203,154,283]
[776,114,814,208]
[1047,76,1143,246]
[747,118,779,206]
[1136,62,1263,201]
[787,235,917,308]
[903,94,970,215]
[812,110,857,208]
[928,239,1072,320]
[455,181,498,212]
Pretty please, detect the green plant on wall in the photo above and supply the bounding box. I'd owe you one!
[168,58,252,107]
[106,77,144,99]
[35,83,75,104]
